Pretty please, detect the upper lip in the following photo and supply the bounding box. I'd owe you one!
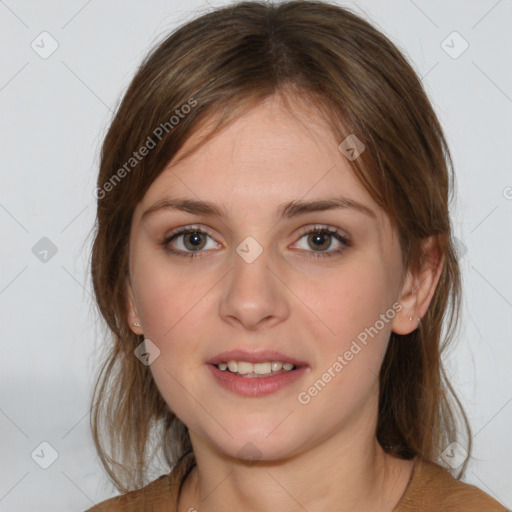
[206,349,308,367]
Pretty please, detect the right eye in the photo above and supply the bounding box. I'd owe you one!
[161,226,221,258]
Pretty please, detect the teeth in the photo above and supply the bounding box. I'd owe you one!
[253,362,271,374]
[237,362,253,375]
[216,360,296,376]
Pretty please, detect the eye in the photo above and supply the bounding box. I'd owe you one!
[161,224,351,259]
[292,225,351,258]
[161,225,220,258]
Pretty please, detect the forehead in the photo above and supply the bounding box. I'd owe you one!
[135,94,391,233]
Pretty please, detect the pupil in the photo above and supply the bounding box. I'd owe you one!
[186,232,205,250]
[309,232,330,251]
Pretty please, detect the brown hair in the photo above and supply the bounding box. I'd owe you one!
[89,0,470,493]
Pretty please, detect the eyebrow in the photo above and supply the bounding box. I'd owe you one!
[141,196,376,221]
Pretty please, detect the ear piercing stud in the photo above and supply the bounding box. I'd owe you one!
[409,317,421,323]
[130,304,141,327]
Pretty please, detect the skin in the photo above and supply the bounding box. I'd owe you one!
[126,94,443,512]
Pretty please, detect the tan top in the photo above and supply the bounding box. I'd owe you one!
[86,453,508,511]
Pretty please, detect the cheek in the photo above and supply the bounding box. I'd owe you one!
[299,256,395,339]
[297,255,397,399]
[131,248,204,342]
[130,257,219,398]
[134,265,206,422]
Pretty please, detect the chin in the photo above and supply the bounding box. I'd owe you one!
[195,420,306,463]
[228,438,303,465]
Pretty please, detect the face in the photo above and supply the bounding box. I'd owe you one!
[127,94,409,462]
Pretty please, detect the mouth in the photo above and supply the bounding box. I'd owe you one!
[206,349,309,396]
[212,360,298,378]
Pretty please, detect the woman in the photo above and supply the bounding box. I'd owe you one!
[86,1,507,510]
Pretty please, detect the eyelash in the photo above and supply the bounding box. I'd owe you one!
[160,224,351,260]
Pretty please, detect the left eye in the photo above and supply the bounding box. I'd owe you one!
[294,227,348,254]
[292,225,350,258]
[162,225,350,258]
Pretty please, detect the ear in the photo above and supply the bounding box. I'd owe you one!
[391,235,445,335]
[125,277,144,335]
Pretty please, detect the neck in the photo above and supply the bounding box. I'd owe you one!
[178,421,412,512]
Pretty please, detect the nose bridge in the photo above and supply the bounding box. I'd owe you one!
[218,235,289,329]
[233,235,272,287]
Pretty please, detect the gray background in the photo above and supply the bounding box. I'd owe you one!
[0,0,511,510]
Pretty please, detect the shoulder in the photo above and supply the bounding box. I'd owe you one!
[84,451,196,511]
[396,458,508,512]
[84,473,175,512]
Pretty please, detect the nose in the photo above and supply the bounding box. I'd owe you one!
[218,243,290,331]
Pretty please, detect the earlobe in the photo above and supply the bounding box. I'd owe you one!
[126,279,143,334]
[391,236,445,335]
[391,270,421,335]
[132,312,142,328]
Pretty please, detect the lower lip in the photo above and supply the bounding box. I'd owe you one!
[207,364,308,397]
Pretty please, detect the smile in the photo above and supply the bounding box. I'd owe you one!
[215,360,296,377]
[207,362,309,397]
